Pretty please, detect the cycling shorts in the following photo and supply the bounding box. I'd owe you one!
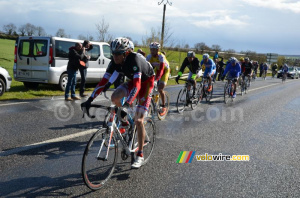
[203,69,216,78]
[155,67,170,85]
[119,75,154,114]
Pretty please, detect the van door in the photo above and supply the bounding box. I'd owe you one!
[16,38,50,82]
[17,39,32,79]
[31,39,50,81]
[86,44,111,83]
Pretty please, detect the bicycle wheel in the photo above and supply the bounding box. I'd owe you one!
[176,88,187,113]
[82,128,118,190]
[224,83,230,104]
[157,91,170,120]
[191,83,202,109]
[240,81,245,96]
[131,118,156,165]
[206,84,213,102]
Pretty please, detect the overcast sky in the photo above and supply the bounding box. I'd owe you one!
[1,0,300,55]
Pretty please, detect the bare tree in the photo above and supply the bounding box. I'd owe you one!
[36,26,46,36]
[184,44,190,49]
[211,44,222,52]
[95,17,113,42]
[3,23,16,35]
[18,25,26,36]
[56,28,67,38]
[194,42,209,54]
[25,23,36,36]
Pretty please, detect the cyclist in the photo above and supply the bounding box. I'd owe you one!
[175,51,202,98]
[282,63,288,80]
[217,57,225,81]
[241,57,253,86]
[200,53,216,92]
[82,37,155,169]
[272,64,278,78]
[221,57,241,98]
[146,42,170,116]
[263,63,268,79]
[252,61,258,79]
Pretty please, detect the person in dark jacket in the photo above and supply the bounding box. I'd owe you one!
[65,42,84,101]
[79,40,93,97]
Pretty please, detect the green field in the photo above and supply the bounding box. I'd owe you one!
[0,39,204,101]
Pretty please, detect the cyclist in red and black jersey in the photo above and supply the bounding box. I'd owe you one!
[241,57,253,86]
[82,37,155,169]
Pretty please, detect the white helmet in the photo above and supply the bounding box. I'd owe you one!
[111,37,130,54]
[128,40,134,50]
[203,53,209,59]
[149,42,161,49]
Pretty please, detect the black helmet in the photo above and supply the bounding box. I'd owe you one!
[187,51,195,58]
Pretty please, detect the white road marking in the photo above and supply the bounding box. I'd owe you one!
[0,102,30,107]
[0,129,97,156]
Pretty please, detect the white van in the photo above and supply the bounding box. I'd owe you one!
[13,36,111,90]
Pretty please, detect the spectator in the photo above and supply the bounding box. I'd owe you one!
[79,40,93,97]
[65,42,84,101]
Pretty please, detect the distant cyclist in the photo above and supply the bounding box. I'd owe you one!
[271,64,278,78]
[221,57,241,98]
[263,63,268,79]
[282,63,289,80]
[241,57,253,86]
[200,53,216,92]
[175,51,202,98]
[217,57,225,81]
[146,42,170,116]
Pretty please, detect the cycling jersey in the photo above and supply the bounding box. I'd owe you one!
[282,66,288,73]
[178,57,201,75]
[91,52,154,105]
[200,58,216,77]
[146,52,170,81]
[241,62,253,75]
[223,62,241,78]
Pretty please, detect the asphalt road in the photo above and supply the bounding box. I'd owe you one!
[0,77,300,197]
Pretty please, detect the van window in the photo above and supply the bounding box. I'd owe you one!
[19,40,30,56]
[55,40,77,58]
[87,45,100,61]
[103,45,111,59]
[33,40,48,56]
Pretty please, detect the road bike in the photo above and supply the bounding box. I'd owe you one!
[224,77,236,104]
[150,82,170,120]
[176,79,202,113]
[199,76,213,103]
[81,92,156,190]
[282,72,287,83]
[240,74,251,95]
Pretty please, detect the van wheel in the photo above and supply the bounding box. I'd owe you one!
[59,73,68,91]
[0,78,5,96]
[23,82,39,90]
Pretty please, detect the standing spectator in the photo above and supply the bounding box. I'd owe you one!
[65,42,84,101]
[79,40,93,97]
[217,57,225,81]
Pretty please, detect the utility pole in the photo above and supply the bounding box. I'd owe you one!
[158,0,172,50]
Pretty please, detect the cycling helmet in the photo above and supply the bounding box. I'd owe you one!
[128,40,134,50]
[149,42,161,49]
[244,57,249,61]
[230,57,238,64]
[203,53,209,59]
[284,63,287,67]
[111,37,130,53]
[187,51,195,58]
[240,57,244,61]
